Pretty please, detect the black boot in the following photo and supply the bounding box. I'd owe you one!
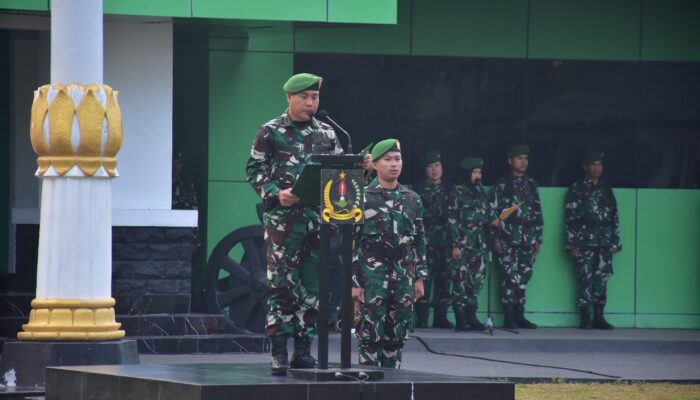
[515,305,538,329]
[415,302,429,329]
[453,304,469,332]
[290,336,317,368]
[432,303,455,329]
[579,306,592,329]
[270,335,289,375]
[465,305,486,331]
[592,305,614,330]
[502,305,518,329]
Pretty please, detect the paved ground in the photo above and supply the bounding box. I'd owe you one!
[140,328,700,383]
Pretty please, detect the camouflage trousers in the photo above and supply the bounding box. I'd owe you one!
[497,243,535,305]
[450,247,486,308]
[572,247,613,307]
[355,267,413,369]
[416,244,451,307]
[263,207,320,338]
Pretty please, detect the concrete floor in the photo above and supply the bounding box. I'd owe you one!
[140,328,700,383]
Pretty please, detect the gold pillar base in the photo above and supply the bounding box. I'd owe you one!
[18,298,125,341]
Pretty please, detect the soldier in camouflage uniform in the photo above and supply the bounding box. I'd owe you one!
[352,139,427,368]
[172,151,201,249]
[489,145,543,329]
[565,150,620,330]
[172,151,199,211]
[411,151,455,329]
[448,157,489,331]
[246,73,370,375]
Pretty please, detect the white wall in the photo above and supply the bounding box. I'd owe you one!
[105,20,173,210]
[4,15,196,227]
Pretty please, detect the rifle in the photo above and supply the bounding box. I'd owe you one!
[491,201,524,227]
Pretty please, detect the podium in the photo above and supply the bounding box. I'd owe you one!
[289,154,383,381]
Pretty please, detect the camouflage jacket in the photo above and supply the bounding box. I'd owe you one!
[172,178,198,210]
[489,174,544,247]
[565,177,621,250]
[411,180,457,246]
[245,110,343,213]
[352,179,428,288]
[448,182,490,250]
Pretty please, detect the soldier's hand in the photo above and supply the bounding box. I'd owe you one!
[278,188,300,207]
[352,287,364,303]
[493,239,503,254]
[413,279,425,301]
[362,154,373,171]
[569,248,581,258]
[452,247,461,260]
[534,242,541,255]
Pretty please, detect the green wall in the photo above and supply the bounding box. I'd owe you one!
[0,30,9,275]
[292,0,700,61]
[635,190,700,328]
[207,31,293,257]
[203,0,700,328]
[173,27,210,308]
[0,0,398,24]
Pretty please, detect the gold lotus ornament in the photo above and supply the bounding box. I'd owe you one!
[30,83,123,177]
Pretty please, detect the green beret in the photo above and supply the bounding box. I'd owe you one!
[459,157,483,170]
[283,73,323,93]
[422,150,441,167]
[581,149,605,165]
[507,144,530,158]
[371,139,401,161]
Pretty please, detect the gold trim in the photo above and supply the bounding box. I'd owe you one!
[29,83,123,177]
[18,297,125,341]
[321,175,364,223]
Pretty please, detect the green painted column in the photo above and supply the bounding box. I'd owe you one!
[0,30,9,275]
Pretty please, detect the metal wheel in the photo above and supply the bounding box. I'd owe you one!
[205,225,267,334]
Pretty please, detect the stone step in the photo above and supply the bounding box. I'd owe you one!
[0,314,235,338]
[114,294,192,315]
[0,293,34,317]
[0,293,193,316]
[0,334,265,357]
[133,334,268,354]
[0,317,27,338]
[117,314,233,336]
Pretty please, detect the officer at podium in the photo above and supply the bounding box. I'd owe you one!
[246,73,370,375]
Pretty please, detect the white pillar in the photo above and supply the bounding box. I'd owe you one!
[35,178,112,299]
[19,0,124,341]
[51,0,103,84]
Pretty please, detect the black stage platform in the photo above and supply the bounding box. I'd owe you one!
[45,363,514,400]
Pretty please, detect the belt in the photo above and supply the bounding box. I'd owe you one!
[363,242,408,260]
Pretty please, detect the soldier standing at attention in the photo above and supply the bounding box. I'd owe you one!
[565,150,620,330]
[448,157,489,331]
[172,150,199,211]
[490,145,543,329]
[352,139,427,368]
[172,150,201,250]
[412,151,455,329]
[246,73,371,375]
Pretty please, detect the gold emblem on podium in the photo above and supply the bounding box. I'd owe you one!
[322,170,364,223]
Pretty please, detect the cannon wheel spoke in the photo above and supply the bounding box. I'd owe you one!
[206,225,268,334]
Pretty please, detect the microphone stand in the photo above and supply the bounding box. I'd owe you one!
[317,110,352,154]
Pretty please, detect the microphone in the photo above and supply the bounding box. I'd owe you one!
[316,109,352,154]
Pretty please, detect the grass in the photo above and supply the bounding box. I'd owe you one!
[516,383,700,400]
